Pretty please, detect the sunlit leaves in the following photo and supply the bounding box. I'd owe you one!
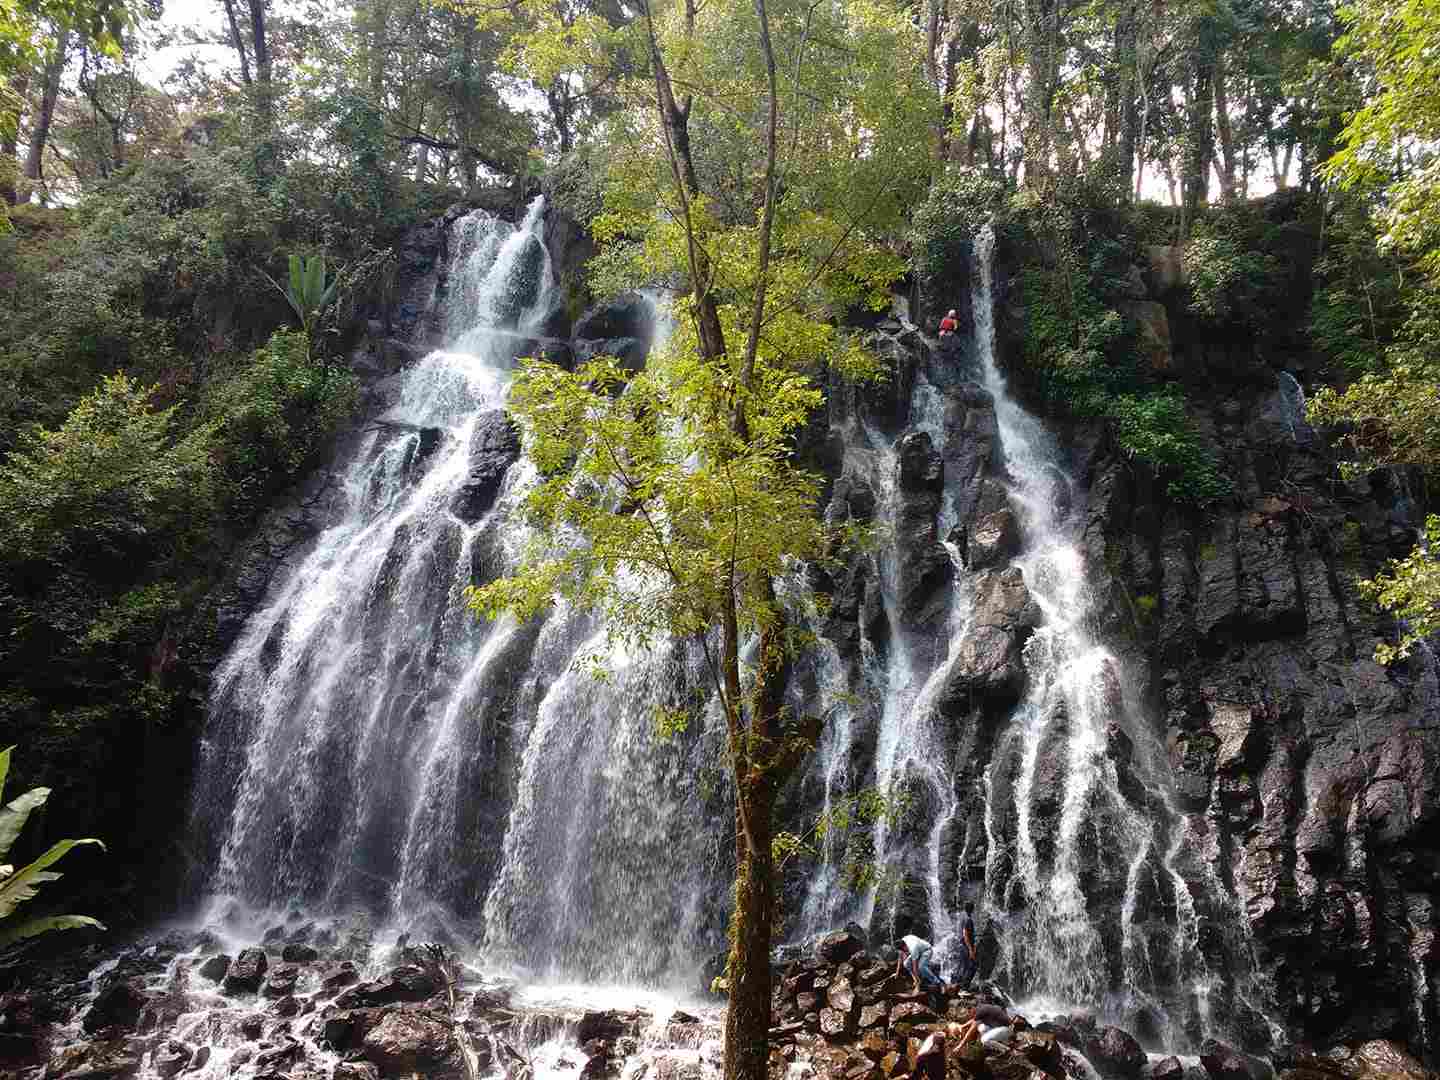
[466,341,830,655]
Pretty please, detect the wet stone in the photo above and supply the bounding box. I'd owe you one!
[888,1002,936,1026]
[826,978,856,1016]
[273,995,301,1018]
[859,1004,888,1029]
[797,992,820,1013]
[153,1041,193,1079]
[819,1008,852,1038]
[224,948,269,996]
[282,943,320,964]
[196,954,231,983]
[264,966,301,997]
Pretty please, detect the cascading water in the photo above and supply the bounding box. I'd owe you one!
[189,199,728,984]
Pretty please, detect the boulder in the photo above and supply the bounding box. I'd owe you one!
[1153,1056,1185,1080]
[827,978,857,1017]
[263,965,301,997]
[223,948,269,995]
[362,1011,463,1079]
[47,1039,141,1079]
[335,966,438,1009]
[572,336,650,372]
[322,963,361,993]
[942,567,1041,704]
[1325,1040,1429,1080]
[82,981,148,1034]
[452,410,521,524]
[962,508,1021,570]
[335,1063,381,1080]
[272,995,301,1018]
[820,1008,853,1038]
[1087,1026,1146,1079]
[859,1004,889,1029]
[187,1046,211,1073]
[282,943,319,963]
[1201,1039,1256,1080]
[153,1041,193,1079]
[196,954,231,983]
[817,929,867,965]
[575,1010,642,1044]
[574,293,653,343]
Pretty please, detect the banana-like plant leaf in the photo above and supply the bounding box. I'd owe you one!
[0,914,105,951]
[288,253,305,306]
[0,788,49,862]
[0,838,103,919]
[0,746,10,805]
[306,256,325,309]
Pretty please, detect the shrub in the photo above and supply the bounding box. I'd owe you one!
[911,169,1009,280]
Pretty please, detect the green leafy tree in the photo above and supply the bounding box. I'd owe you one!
[469,0,930,1076]
[0,745,104,956]
[1308,0,1440,663]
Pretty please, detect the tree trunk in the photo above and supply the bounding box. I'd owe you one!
[1212,52,1237,201]
[223,0,252,84]
[248,0,274,128]
[724,779,775,1080]
[1115,2,1138,199]
[2,70,28,204]
[22,30,70,199]
[1180,35,1214,241]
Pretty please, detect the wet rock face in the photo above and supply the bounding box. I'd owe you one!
[1079,361,1440,1056]
[452,409,521,524]
[362,1010,464,1078]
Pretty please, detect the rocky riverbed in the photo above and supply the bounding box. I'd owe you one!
[1,922,1435,1080]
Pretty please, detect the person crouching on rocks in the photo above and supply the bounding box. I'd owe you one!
[938,309,959,337]
[895,933,943,993]
[949,1003,1029,1048]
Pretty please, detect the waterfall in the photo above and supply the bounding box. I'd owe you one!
[188,200,729,982]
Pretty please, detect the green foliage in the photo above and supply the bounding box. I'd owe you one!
[1184,220,1283,326]
[0,373,215,566]
[773,786,911,895]
[468,349,831,648]
[993,193,1231,505]
[0,746,104,957]
[1308,202,1410,374]
[911,171,1010,280]
[1325,0,1440,284]
[1359,515,1440,663]
[266,254,341,357]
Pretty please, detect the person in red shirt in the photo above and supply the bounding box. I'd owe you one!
[938,308,959,336]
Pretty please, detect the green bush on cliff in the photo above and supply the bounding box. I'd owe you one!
[910,171,1009,279]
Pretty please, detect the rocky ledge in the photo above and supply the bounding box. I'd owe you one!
[763,929,1439,1080]
[0,922,722,1080]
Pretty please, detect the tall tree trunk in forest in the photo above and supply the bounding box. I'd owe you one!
[1180,33,1214,241]
[1022,0,1060,185]
[1115,2,1138,198]
[248,0,274,126]
[222,0,252,85]
[2,70,28,204]
[1212,52,1237,201]
[22,29,71,199]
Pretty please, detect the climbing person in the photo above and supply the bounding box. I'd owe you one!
[955,900,978,988]
[938,308,959,337]
[948,1004,1028,1048]
[895,933,943,993]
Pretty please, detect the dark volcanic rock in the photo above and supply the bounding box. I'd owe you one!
[153,1041,193,1079]
[573,292,652,343]
[452,409,521,524]
[941,566,1040,703]
[281,943,319,963]
[335,966,438,1009]
[1087,1026,1146,1078]
[263,965,301,997]
[223,948,268,995]
[962,508,1021,570]
[48,1039,141,1079]
[1201,1039,1256,1080]
[1153,1056,1185,1080]
[82,981,147,1034]
[196,954,231,983]
[817,930,866,965]
[362,1011,463,1079]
